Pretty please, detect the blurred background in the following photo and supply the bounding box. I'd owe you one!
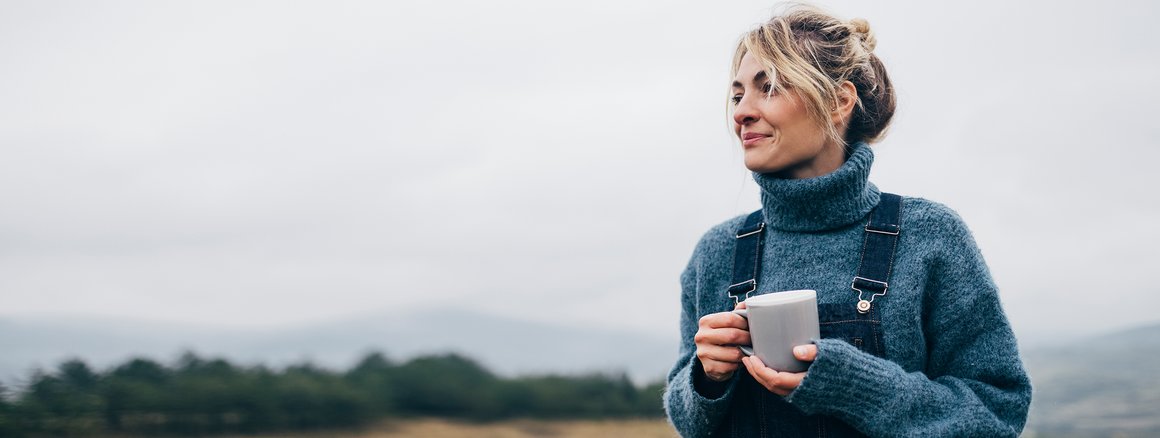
[1,0,1157,436]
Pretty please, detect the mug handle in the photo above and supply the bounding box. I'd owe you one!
[731,308,755,357]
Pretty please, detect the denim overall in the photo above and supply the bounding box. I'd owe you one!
[713,193,901,438]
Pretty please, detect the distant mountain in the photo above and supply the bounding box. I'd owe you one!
[4,313,1158,437]
[0,310,679,386]
[1023,323,1160,438]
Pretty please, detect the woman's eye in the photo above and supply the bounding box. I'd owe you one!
[731,95,743,105]
[761,83,774,94]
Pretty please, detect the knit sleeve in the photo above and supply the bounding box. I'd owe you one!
[663,229,739,437]
[784,204,1032,437]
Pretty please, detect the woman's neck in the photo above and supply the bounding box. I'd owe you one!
[752,142,880,232]
[769,142,849,180]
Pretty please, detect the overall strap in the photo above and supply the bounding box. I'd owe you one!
[851,192,903,314]
[726,210,766,304]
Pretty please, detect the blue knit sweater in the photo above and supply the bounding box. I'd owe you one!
[662,143,1032,437]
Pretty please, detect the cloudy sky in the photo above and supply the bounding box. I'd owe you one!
[1,0,1157,346]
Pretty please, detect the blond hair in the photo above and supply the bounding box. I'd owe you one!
[730,3,896,147]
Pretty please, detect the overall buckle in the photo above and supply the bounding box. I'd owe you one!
[727,279,756,304]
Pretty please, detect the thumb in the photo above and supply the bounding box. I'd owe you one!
[793,344,818,362]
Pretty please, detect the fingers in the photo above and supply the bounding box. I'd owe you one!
[702,358,737,382]
[696,352,742,382]
[693,327,751,348]
[735,301,748,310]
[694,309,755,384]
[742,356,807,397]
[704,369,734,382]
[698,346,743,381]
[697,344,746,364]
[698,311,749,330]
[742,356,787,396]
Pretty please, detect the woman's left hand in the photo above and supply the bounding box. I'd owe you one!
[741,344,817,396]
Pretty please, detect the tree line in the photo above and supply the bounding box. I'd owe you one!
[0,352,666,436]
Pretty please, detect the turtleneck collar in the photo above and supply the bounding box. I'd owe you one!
[752,142,880,232]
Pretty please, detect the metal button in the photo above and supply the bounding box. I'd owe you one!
[856,299,872,313]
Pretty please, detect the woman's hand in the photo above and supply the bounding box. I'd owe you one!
[694,301,751,382]
[741,344,817,396]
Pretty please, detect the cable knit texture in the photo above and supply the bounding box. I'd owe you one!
[662,142,1032,437]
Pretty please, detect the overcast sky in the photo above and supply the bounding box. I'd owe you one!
[1,0,1157,345]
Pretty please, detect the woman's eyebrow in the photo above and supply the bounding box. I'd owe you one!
[732,70,769,89]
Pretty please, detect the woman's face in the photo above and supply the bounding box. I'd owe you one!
[731,53,844,179]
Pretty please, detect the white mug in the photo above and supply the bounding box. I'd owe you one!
[732,289,819,373]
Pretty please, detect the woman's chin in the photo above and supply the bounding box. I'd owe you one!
[743,158,783,174]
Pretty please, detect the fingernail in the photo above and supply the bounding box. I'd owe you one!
[794,346,806,357]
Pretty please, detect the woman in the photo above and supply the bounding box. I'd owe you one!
[662,4,1032,437]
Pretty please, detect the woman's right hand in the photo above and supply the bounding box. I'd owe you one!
[694,301,751,382]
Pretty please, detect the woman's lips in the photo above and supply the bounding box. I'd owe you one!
[742,134,770,147]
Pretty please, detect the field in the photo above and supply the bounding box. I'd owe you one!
[213,418,678,438]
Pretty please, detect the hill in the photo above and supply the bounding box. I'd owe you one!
[4,313,1160,437]
[1023,323,1160,437]
[0,310,677,385]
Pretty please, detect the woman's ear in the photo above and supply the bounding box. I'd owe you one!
[831,81,857,127]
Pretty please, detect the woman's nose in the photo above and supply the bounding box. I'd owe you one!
[733,98,758,126]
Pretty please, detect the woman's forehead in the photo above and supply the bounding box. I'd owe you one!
[733,54,774,86]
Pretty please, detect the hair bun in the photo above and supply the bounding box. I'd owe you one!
[849,18,876,52]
